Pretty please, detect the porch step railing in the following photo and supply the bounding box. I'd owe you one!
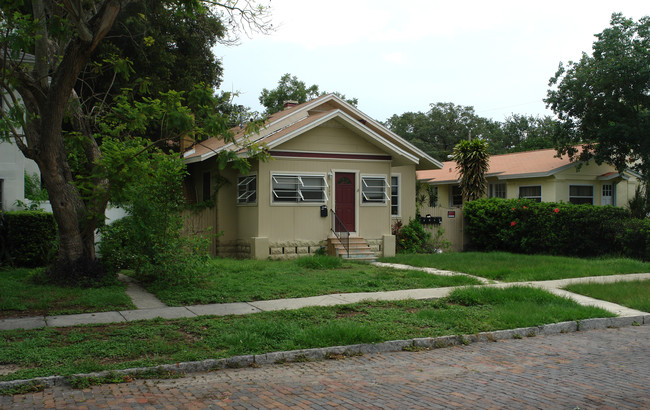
[330,209,350,258]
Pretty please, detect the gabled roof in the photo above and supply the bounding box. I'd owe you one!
[417,147,634,184]
[183,94,443,170]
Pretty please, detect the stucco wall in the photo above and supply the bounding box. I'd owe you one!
[391,164,417,223]
[427,161,641,208]
[0,141,39,211]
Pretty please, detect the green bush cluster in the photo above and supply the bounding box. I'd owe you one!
[464,198,633,258]
[0,210,58,267]
[98,146,212,287]
[393,218,433,254]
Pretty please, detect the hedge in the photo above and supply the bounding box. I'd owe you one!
[464,199,632,258]
[1,210,58,267]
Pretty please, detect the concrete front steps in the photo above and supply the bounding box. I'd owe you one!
[328,236,377,262]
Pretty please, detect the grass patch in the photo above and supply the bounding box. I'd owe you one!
[380,252,650,282]
[0,286,612,382]
[145,256,479,306]
[0,268,134,318]
[564,280,650,312]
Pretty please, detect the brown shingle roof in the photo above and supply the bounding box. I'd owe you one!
[183,94,443,169]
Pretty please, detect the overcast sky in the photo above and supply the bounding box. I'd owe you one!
[215,0,648,123]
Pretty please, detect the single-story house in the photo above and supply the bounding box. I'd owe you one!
[0,140,40,211]
[182,94,442,259]
[417,147,641,208]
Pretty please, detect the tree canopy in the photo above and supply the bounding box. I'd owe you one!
[259,73,358,115]
[491,114,558,153]
[0,0,270,282]
[545,13,650,184]
[385,102,501,160]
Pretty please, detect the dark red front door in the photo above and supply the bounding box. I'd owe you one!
[335,172,355,232]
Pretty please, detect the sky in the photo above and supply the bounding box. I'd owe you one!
[215,0,648,123]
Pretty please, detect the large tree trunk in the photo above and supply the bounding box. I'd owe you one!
[8,0,126,281]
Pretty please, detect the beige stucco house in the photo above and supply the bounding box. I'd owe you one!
[183,94,442,259]
[417,148,641,208]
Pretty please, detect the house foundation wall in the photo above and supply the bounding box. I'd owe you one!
[217,239,252,259]
[268,240,328,260]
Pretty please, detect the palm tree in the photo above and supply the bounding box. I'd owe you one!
[453,139,490,202]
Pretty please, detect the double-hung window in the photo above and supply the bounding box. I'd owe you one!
[450,185,463,207]
[569,185,594,205]
[518,185,542,202]
[361,176,389,203]
[237,175,257,204]
[271,174,328,203]
[391,175,400,216]
[489,183,506,199]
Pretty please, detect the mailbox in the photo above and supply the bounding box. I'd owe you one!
[419,214,442,225]
[320,205,328,217]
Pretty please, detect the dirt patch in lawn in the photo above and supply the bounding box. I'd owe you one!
[0,365,23,376]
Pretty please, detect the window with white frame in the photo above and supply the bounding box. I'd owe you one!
[391,175,400,216]
[489,183,506,199]
[450,185,463,207]
[518,185,542,202]
[569,185,594,205]
[237,175,257,204]
[271,174,328,203]
[361,176,389,203]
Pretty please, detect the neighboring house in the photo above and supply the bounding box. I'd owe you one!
[417,148,641,208]
[0,52,42,212]
[183,94,442,259]
[0,140,40,211]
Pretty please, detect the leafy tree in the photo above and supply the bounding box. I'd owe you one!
[259,73,358,115]
[491,114,558,153]
[545,13,650,188]
[0,0,270,282]
[453,139,490,202]
[85,0,227,104]
[385,102,502,160]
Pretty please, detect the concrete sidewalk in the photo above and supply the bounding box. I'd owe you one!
[1,267,649,331]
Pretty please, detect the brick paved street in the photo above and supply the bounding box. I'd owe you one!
[4,325,650,409]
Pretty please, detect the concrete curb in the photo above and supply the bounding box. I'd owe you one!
[2,315,648,393]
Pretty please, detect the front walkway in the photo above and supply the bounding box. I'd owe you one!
[1,265,649,331]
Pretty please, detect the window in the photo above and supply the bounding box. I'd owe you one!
[272,174,328,203]
[450,185,463,207]
[427,185,439,207]
[361,176,389,203]
[391,175,400,216]
[518,186,541,202]
[237,175,256,204]
[202,172,211,202]
[489,183,506,199]
[569,185,594,205]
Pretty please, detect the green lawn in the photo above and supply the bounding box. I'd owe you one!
[0,286,612,382]
[380,252,650,282]
[144,256,480,306]
[0,268,135,318]
[564,279,650,312]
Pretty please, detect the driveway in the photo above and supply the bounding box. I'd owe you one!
[5,324,649,409]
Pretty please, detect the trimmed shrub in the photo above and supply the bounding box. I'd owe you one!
[1,210,58,267]
[393,218,433,254]
[464,198,630,258]
[615,218,650,261]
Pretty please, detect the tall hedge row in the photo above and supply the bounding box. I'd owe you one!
[0,210,58,267]
[464,199,636,258]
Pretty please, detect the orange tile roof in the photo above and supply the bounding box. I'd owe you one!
[417,148,575,183]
